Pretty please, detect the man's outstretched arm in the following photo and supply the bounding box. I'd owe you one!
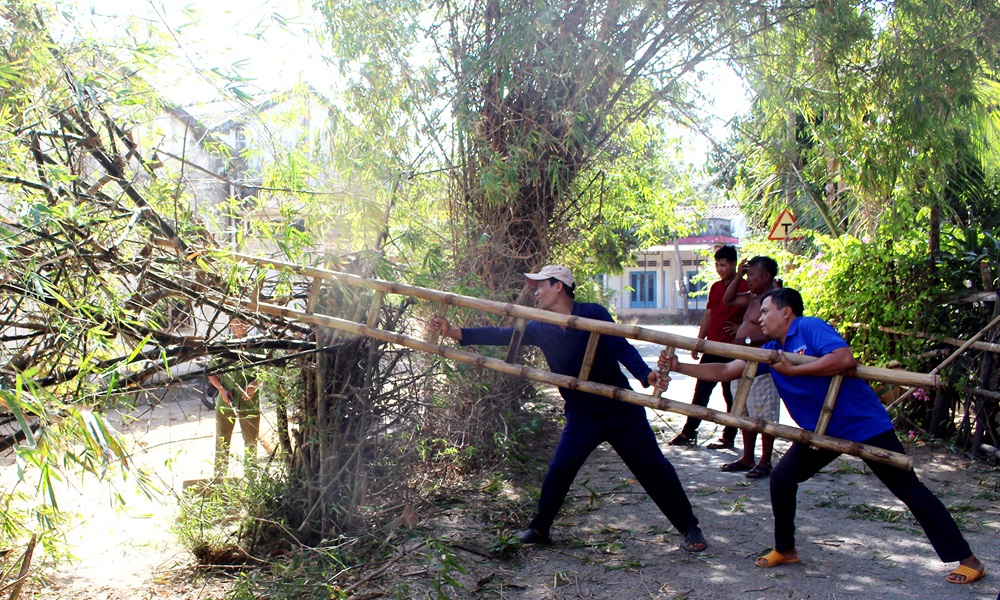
[770,347,856,377]
[658,351,746,382]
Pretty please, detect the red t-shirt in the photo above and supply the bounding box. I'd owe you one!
[704,278,748,343]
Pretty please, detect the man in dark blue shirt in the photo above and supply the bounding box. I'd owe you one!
[430,265,706,552]
[659,288,985,584]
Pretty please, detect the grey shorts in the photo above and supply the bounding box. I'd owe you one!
[730,373,780,421]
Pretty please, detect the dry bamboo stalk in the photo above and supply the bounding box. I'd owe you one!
[236,298,914,470]
[847,322,1000,355]
[653,346,674,398]
[814,375,843,438]
[232,253,938,390]
[886,309,1000,413]
[969,387,1000,400]
[579,332,601,381]
[730,361,758,419]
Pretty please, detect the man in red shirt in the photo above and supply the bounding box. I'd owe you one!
[669,245,748,448]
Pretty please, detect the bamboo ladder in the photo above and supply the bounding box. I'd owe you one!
[230,253,939,470]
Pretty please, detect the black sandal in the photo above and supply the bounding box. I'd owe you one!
[720,460,753,472]
[668,434,695,446]
[682,525,707,553]
[706,438,735,450]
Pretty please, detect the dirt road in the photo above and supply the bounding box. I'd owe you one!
[6,325,999,599]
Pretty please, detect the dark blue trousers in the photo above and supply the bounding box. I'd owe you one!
[771,429,972,562]
[680,353,738,441]
[528,404,699,537]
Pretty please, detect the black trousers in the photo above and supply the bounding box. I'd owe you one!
[770,429,972,562]
[528,404,699,537]
[680,353,737,441]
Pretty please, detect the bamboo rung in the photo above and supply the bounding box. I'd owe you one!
[505,318,527,364]
[814,374,842,438]
[366,291,385,329]
[654,346,675,398]
[427,304,448,345]
[305,276,323,314]
[730,361,758,418]
[579,332,601,381]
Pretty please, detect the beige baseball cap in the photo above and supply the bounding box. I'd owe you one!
[524,265,575,287]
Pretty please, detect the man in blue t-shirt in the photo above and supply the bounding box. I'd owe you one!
[429,265,706,552]
[658,288,985,584]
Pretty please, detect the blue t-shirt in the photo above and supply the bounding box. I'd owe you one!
[460,302,653,416]
[762,317,893,443]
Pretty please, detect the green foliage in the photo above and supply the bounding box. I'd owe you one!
[722,0,1000,238]
[175,463,301,562]
[425,538,467,599]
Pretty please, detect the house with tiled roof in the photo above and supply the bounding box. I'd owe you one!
[604,202,747,321]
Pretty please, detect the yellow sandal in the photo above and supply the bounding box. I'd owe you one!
[946,564,986,584]
[755,550,800,568]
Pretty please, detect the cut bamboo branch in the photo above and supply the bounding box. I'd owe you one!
[579,332,601,381]
[6,534,36,600]
[233,253,938,390]
[237,298,914,470]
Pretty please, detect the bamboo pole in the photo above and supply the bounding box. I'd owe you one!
[232,253,938,390]
[236,298,913,470]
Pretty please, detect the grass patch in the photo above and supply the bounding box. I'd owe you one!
[828,459,865,475]
[847,504,912,523]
